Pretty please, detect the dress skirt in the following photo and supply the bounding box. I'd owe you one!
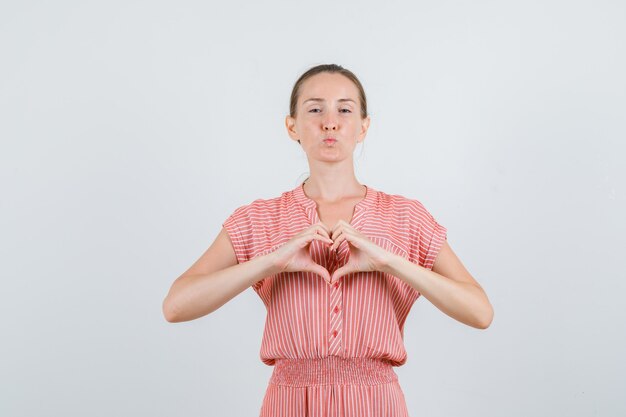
[259,356,410,417]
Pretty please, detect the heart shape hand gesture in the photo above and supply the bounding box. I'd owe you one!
[269,221,395,285]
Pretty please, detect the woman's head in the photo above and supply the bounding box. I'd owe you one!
[286,64,370,152]
[289,64,368,120]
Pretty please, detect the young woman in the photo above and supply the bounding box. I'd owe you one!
[163,64,494,416]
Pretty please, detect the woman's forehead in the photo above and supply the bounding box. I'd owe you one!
[299,73,358,102]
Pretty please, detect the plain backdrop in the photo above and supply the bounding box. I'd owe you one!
[1,1,624,416]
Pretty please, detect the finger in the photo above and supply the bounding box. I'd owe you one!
[331,265,353,284]
[301,236,331,251]
[331,223,354,241]
[315,221,331,235]
[312,222,332,239]
[303,233,333,248]
[337,219,355,232]
[335,229,362,250]
[308,264,331,283]
[330,232,346,251]
[330,224,343,242]
[314,234,334,245]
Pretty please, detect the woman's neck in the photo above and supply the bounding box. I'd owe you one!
[302,178,365,204]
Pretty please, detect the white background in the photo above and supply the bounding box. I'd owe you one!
[1,1,624,416]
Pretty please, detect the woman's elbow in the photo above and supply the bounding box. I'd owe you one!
[477,304,494,329]
[162,296,181,323]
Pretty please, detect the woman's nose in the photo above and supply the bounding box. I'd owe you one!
[323,115,338,130]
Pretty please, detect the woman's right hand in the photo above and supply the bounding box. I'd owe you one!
[268,222,334,283]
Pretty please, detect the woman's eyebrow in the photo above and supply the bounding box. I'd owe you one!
[303,98,356,104]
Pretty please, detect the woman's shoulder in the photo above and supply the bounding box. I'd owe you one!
[225,189,293,217]
[372,188,445,231]
[373,188,430,212]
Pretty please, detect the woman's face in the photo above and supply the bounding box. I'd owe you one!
[286,72,370,160]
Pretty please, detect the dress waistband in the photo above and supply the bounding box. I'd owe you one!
[269,356,398,387]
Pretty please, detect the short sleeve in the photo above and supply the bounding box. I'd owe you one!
[408,200,448,270]
[221,203,275,294]
[222,205,251,265]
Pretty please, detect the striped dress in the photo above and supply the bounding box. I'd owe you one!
[222,182,447,417]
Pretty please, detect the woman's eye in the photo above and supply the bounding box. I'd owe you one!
[308,108,351,113]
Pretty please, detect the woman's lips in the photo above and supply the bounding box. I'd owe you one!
[323,139,337,144]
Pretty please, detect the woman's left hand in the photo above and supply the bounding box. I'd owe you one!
[329,220,395,284]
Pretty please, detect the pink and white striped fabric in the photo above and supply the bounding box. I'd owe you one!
[222,182,447,417]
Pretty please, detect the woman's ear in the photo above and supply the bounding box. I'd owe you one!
[285,115,297,139]
[286,115,301,145]
[358,115,371,141]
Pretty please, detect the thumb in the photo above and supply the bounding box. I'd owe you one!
[307,264,331,284]
[330,265,351,285]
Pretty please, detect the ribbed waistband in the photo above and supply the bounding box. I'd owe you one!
[269,356,398,387]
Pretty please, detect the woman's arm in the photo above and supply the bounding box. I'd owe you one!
[162,227,280,323]
[380,240,494,329]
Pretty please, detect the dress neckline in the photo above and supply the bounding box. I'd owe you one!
[292,181,377,228]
